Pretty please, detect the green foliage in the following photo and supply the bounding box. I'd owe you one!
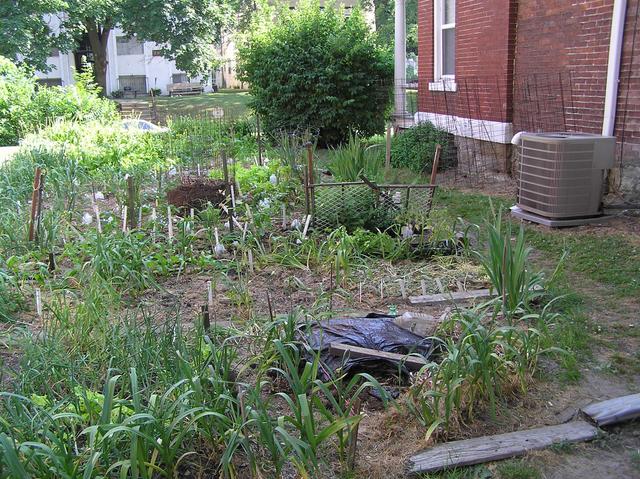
[314,186,396,232]
[391,122,452,174]
[328,133,385,183]
[0,0,74,72]
[0,57,118,146]
[474,209,546,319]
[238,0,393,145]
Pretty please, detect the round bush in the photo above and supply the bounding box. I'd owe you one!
[237,1,393,146]
[390,122,453,174]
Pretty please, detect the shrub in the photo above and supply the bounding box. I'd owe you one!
[390,121,453,174]
[0,57,118,146]
[237,1,393,146]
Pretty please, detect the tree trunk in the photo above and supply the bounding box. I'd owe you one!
[85,22,111,95]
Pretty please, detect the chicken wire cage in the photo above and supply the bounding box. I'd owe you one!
[310,182,436,230]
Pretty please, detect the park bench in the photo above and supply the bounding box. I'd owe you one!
[167,82,204,96]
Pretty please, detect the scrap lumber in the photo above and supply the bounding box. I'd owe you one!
[409,288,493,305]
[409,286,543,305]
[580,393,640,426]
[408,421,598,475]
[329,343,426,370]
[394,310,448,337]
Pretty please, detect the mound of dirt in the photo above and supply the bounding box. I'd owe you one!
[167,177,228,211]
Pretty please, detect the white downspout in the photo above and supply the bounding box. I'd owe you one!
[602,0,627,136]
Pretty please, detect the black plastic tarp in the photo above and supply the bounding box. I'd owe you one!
[300,314,439,378]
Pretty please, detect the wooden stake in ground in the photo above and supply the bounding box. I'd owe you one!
[222,150,234,233]
[302,214,311,239]
[28,167,43,241]
[248,249,254,273]
[201,305,210,331]
[94,204,102,234]
[167,206,174,240]
[127,175,136,230]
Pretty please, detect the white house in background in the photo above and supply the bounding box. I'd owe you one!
[36,1,375,96]
[35,16,218,96]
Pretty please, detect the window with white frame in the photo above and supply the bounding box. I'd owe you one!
[432,0,455,87]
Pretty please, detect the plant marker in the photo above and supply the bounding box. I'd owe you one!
[138,207,142,228]
[214,227,225,257]
[242,222,249,242]
[281,204,287,228]
[230,185,236,209]
[421,280,427,296]
[167,206,174,240]
[207,280,214,310]
[190,208,195,220]
[359,282,362,303]
[197,163,201,176]
[380,279,384,299]
[35,288,42,317]
[248,249,254,273]
[151,207,157,221]
[302,214,311,239]
[122,206,128,232]
[94,204,102,234]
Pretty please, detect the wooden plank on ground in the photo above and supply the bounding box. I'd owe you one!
[581,393,640,426]
[329,343,427,370]
[409,289,493,305]
[408,421,598,475]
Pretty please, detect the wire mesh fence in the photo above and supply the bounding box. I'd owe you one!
[311,182,436,230]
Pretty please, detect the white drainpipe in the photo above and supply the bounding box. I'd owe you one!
[602,0,627,136]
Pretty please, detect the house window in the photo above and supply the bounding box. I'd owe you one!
[172,73,188,84]
[116,36,144,55]
[431,0,456,90]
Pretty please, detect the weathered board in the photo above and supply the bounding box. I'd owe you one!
[581,393,640,426]
[409,289,493,305]
[408,421,599,474]
[328,343,427,370]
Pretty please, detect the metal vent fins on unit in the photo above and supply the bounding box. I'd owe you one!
[517,132,615,219]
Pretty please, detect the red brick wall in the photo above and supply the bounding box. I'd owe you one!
[514,0,640,198]
[417,0,517,123]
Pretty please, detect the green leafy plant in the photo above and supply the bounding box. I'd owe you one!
[328,133,385,183]
[238,1,393,145]
[390,121,453,173]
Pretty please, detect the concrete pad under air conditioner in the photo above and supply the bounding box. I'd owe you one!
[510,206,615,228]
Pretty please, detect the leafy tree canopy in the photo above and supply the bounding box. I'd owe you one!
[0,0,236,90]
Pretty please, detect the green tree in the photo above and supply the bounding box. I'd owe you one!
[1,0,235,93]
[0,0,73,72]
[372,0,418,55]
[238,0,393,145]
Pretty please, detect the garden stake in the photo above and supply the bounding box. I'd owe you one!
[35,288,42,317]
[385,124,392,170]
[167,206,174,240]
[202,305,210,331]
[230,185,237,209]
[138,207,142,228]
[266,291,274,321]
[94,204,102,234]
[380,279,384,299]
[222,150,234,233]
[121,206,128,232]
[359,282,362,303]
[28,167,43,242]
[126,175,136,230]
[214,227,225,256]
[281,204,287,228]
[256,114,263,166]
[48,252,56,272]
[302,214,311,239]
[35,171,45,240]
[248,249,254,273]
[421,280,427,296]
[197,163,201,176]
[207,280,213,309]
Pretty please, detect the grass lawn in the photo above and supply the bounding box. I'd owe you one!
[154,89,251,119]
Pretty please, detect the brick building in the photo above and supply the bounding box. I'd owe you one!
[416,0,640,201]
